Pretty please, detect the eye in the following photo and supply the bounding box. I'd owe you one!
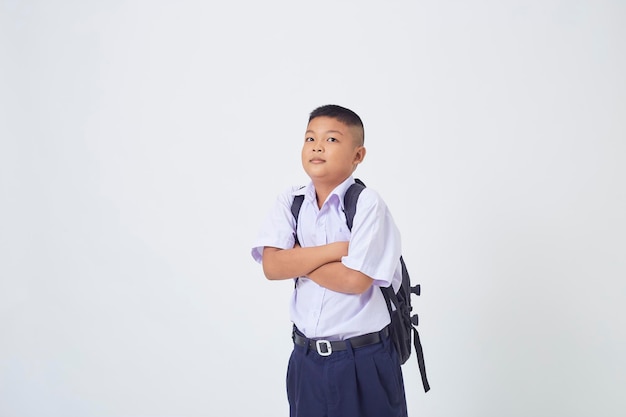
[327,137,338,142]
[305,137,314,142]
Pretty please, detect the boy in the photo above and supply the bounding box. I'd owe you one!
[251,105,408,417]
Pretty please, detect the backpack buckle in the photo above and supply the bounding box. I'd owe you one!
[315,340,333,356]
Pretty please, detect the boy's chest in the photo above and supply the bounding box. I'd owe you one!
[297,201,351,246]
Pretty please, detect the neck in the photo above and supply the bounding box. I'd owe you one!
[311,176,350,209]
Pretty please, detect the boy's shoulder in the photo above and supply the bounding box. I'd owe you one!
[273,183,311,209]
[282,183,309,198]
[346,182,387,209]
[350,188,393,225]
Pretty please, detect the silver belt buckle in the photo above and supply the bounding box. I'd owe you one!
[315,340,332,356]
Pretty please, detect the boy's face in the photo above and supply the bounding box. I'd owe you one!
[301,116,366,187]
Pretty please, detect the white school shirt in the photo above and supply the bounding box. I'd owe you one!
[251,176,402,341]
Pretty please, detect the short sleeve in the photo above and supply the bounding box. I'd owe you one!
[341,188,401,287]
[250,187,299,263]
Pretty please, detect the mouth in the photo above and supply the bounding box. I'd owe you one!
[309,158,326,164]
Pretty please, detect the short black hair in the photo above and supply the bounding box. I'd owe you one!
[309,104,365,145]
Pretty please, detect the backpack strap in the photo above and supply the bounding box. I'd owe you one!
[291,194,304,246]
[343,178,366,230]
[412,324,431,392]
[291,194,305,223]
[290,190,307,288]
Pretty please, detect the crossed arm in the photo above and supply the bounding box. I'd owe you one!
[262,242,374,294]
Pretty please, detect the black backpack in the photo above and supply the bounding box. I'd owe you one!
[291,178,430,392]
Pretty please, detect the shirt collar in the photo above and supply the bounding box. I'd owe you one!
[292,176,356,211]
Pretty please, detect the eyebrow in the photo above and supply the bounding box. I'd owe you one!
[305,129,344,136]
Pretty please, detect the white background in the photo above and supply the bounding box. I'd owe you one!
[1,1,625,416]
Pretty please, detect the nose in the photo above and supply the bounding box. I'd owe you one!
[312,141,323,152]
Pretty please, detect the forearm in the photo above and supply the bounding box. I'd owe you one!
[307,262,374,295]
[262,242,347,280]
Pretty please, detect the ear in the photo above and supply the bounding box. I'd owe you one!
[353,146,366,165]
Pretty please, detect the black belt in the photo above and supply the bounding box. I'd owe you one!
[292,326,389,356]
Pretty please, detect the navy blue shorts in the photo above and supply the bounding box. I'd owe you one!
[286,329,408,417]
